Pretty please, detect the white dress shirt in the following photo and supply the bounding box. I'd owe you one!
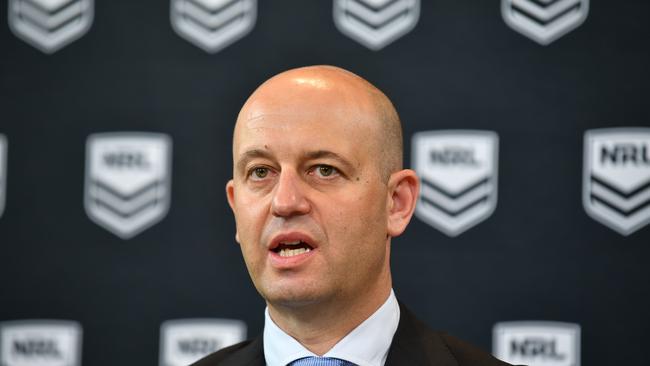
[263,289,400,366]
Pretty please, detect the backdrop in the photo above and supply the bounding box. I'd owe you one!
[1,0,649,365]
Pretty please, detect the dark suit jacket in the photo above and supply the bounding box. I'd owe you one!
[191,304,512,366]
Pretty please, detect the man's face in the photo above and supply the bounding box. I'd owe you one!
[226,74,392,308]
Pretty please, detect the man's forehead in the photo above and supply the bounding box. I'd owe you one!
[232,109,374,169]
[234,115,365,151]
[239,113,365,131]
[233,110,379,157]
[234,89,379,146]
[240,89,371,122]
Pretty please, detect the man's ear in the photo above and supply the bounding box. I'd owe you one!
[226,179,240,244]
[386,169,420,237]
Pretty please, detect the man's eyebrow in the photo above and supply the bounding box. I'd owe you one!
[304,150,355,171]
[236,149,273,173]
[235,149,356,173]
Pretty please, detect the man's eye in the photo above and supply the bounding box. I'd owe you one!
[315,165,337,177]
[252,167,269,179]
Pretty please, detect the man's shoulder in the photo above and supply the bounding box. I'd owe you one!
[388,303,514,366]
[190,337,263,366]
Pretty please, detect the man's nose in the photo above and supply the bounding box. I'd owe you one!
[271,170,311,217]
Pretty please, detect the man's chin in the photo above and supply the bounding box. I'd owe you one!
[261,286,326,309]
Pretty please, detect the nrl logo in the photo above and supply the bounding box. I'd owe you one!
[412,130,498,237]
[493,321,581,366]
[170,0,257,53]
[501,0,589,45]
[0,320,83,366]
[8,0,94,53]
[333,0,420,50]
[0,135,6,219]
[84,132,172,239]
[583,128,650,236]
[159,319,247,366]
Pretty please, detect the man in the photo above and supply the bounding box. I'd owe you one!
[194,66,511,366]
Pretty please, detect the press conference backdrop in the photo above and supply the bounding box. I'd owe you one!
[0,0,649,365]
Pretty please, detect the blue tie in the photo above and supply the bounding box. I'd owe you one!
[288,357,356,366]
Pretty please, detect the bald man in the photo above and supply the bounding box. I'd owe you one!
[193,66,512,366]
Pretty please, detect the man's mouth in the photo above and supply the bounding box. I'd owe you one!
[273,240,313,257]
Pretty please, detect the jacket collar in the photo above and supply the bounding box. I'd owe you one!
[219,337,265,366]
[384,303,459,366]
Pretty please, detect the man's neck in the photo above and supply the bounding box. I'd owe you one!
[267,280,392,355]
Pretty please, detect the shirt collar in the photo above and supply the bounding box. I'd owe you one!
[263,290,400,366]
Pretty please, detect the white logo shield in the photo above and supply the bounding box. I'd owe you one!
[159,319,247,366]
[493,321,580,366]
[412,130,498,237]
[583,128,650,236]
[0,135,6,219]
[501,0,589,45]
[171,0,257,53]
[333,0,420,50]
[0,320,83,366]
[84,132,172,239]
[8,0,94,53]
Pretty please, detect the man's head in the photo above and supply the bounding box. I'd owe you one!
[226,65,419,314]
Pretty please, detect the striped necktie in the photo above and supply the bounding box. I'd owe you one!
[288,356,356,366]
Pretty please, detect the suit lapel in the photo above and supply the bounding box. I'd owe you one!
[385,303,459,366]
[220,336,265,366]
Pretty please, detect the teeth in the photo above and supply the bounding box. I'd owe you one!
[281,240,301,245]
[279,247,311,257]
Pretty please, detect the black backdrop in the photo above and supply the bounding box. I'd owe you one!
[1,0,649,365]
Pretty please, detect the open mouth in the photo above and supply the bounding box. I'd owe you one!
[272,240,313,257]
